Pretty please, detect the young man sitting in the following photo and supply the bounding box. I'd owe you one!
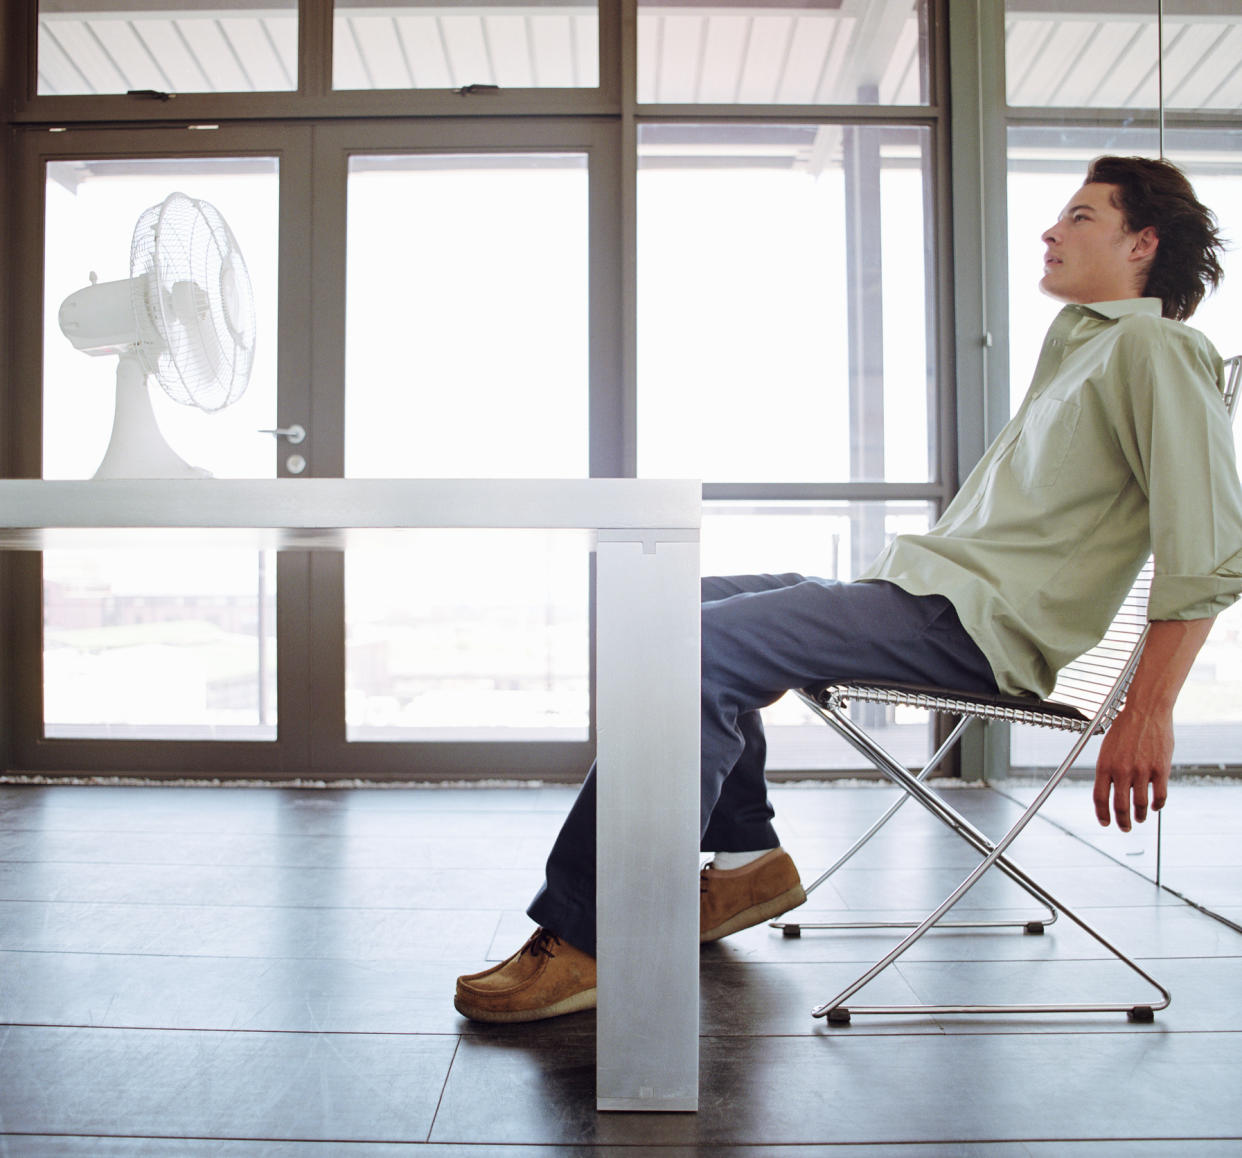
[455,155,1242,1025]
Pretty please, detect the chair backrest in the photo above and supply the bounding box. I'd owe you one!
[1047,352,1242,724]
[1225,354,1242,417]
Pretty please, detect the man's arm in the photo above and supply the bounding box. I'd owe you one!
[1093,617,1215,831]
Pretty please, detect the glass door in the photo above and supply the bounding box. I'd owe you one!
[11,124,315,777]
[302,120,619,780]
[12,119,617,782]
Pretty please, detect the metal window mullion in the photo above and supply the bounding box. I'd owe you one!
[948,0,1009,783]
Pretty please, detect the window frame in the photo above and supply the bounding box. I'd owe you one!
[0,1,1026,782]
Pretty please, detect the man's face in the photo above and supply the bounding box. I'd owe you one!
[1039,182,1154,305]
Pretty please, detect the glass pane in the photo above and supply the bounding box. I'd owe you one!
[1005,0,1242,112]
[42,157,280,740]
[638,124,934,484]
[345,531,589,741]
[45,159,279,481]
[344,154,590,744]
[702,501,935,771]
[1005,129,1242,770]
[1164,1,1242,111]
[44,548,277,740]
[638,0,929,105]
[333,0,599,90]
[1005,1,1159,110]
[37,0,297,95]
[344,153,588,479]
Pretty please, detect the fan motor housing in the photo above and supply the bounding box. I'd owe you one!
[58,277,143,357]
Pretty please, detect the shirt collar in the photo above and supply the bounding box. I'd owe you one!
[1071,298,1162,321]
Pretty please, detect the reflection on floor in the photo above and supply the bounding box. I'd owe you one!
[1,779,1240,1155]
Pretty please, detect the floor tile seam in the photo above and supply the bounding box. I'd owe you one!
[0,860,545,872]
[425,1035,464,1145]
[696,1027,1242,1041]
[0,1131,448,1148]
[12,1021,1233,1043]
[0,822,565,839]
[987,783,1183,879]
[0,805,571,820]
[11,1135,1240,1152]
[797,902,1184,914]
[1152,883,1242,936]
[0,946,501,965]
[0,1020,467,1039]
[704,952,1242,966]
[7,946,1238,964]
[0,897,521,913]
[821,867,1173,881]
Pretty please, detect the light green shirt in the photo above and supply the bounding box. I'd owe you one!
[861,299,1242,697]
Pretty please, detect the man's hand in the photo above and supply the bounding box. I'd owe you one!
[1093,704,1172,831]
[1089,617,1214,831]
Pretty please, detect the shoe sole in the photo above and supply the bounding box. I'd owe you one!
[701,883,807,944]
[453,986,597,1024]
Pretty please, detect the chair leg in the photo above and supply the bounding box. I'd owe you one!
[772,701,1055,937]
[806,703,1170,1023]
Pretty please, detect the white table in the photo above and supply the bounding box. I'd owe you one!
[0,478,702,1112]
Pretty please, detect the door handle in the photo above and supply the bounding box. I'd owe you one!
[259,424,306,445]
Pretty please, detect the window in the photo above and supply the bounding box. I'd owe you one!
[343,153,589,480]
[637,0,930,105]
[342,151,591,741]
[9,2,952,778]
[1002,2,1242,773]
[1005,0,1242,111]
[638,118,943,769]
[41,157,280,740]
[37,0,299,95]
[333,0,600,90]
[638,123,936,486]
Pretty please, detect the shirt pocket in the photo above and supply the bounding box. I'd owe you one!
[1010,395,1082,489]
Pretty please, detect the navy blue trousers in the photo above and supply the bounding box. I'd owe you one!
[527,574,998,955]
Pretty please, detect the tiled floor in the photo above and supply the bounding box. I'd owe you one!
[1,779,1241,1156]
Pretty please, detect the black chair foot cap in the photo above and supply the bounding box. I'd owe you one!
[782,925,802,939]
[1024,921,1046,935]
[1127,1006,1155,1023]
[826,1008,851,1025]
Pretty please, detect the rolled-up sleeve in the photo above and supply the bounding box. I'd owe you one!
[1116,327,1242,621]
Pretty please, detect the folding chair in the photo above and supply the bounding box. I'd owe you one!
[776,353,1242,1025]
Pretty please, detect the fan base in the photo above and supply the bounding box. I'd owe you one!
[93,355,212,480]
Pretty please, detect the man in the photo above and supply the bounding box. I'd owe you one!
[454,155,1242,1024]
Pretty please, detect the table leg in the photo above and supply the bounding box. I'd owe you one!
[593,532,700,1112]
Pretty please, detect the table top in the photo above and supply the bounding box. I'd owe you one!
[0,478,701,549]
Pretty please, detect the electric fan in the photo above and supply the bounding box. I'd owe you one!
[57,191,256,478]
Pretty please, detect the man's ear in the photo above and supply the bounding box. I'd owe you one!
[1130,225,1159,262]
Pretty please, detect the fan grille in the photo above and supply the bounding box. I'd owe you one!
[130,192,256,412]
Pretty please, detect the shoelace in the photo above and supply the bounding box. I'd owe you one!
[524,929,563,958]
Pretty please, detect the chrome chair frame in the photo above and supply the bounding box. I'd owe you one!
[777,353,1241,1025]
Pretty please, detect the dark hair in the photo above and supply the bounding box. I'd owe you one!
[1085,155,1225,321]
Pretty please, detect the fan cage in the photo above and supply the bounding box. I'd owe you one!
[129,192,256,412]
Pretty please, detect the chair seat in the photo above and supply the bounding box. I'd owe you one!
[802,679,1091,731]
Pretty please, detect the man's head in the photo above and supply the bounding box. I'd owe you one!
[1040,156,1224,321]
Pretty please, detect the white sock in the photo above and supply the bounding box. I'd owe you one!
[711,849,771,870]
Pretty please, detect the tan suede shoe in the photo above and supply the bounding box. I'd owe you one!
[455,928,597,1023]
[700,848,807,943]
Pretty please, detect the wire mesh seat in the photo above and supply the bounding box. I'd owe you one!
[776,353,1242,1025]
